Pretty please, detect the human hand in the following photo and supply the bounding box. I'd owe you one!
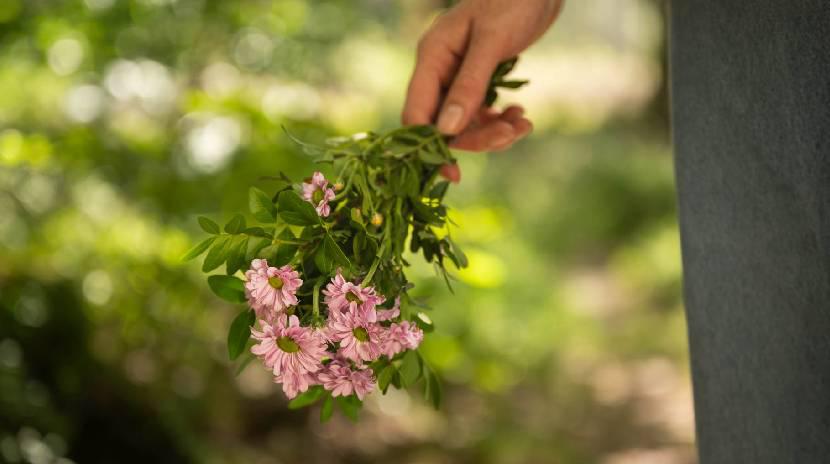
[402,0,563,181]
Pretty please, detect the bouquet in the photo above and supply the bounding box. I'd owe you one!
[184,58,526,421]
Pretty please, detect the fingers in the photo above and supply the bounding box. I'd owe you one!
[440,163,461,183]
[401,15,467,126]
[449,105,532,152]
[435,30,504,135]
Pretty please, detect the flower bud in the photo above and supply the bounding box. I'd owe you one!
[370,213,383,226]
[334,182,344,191]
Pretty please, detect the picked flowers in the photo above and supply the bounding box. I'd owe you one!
[186,128,466,422]
[184,58,527,422]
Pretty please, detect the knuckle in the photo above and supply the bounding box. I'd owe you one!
[451,73,486,96]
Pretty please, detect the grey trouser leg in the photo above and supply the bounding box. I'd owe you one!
[670,1,830,462]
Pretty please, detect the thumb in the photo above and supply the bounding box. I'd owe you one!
[435,31,503,135]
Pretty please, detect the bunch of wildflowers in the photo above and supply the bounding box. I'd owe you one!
[186,130,465,421]
[184,58,526,421]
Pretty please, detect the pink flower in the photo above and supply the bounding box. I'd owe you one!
[322,270,384,322]
[244,259,302,321]
[317,360,376,400]
[380,321,424,358]
[250,315,328,399]
[302,171,336,217]
[376,297,401,322]
[326,309,384,363]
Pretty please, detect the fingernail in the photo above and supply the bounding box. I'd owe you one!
[437,104,464,134]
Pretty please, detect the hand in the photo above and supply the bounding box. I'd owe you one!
[402,0,563,181]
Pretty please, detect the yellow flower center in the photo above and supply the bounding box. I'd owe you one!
[276,336,300,353]
[312,189,324,204]
[345,291,361,303]
[352,327,369,342]
[268,276,284,289]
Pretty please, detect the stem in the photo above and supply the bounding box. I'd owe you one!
[364,217,393,284]
[363,253,382,285]
[334,159,357,200]
[312,279,323,324]
[275,239,304,245]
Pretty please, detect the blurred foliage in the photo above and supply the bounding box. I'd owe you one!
[0,0,694,463]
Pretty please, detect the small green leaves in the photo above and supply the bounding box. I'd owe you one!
[423,365,442,410]
[224,214,246,234]
[249,187,277,223]
[485,56,528,107]
[377,364,396,393]
[199,216,220,234]
[415,312,435,333]
[315,234,351,274]
[202,235,231,272]
[417,149,447,165]
[207,275,246,303]
[182,236,216,262]
[335,395,362,422]
[227,309,255,360]
[398,350,422,387]
[278,190,320,226]
[225,235,249,275]
[288,385,326,410]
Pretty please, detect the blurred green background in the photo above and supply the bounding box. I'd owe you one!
[0,0,694,463]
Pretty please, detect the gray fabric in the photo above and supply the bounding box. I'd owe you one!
[669,1,830,462]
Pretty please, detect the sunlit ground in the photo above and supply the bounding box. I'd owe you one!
[0,0,694,463]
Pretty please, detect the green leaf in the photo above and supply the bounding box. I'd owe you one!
[415,312,435,333]
[417,149,446,165]
[249,187,277,223]
[335,395,362,422]
[314,234,350,275]
[288,386,326,410]
[225,235,249,275]
[259,229,299,267]
[198,216,220,234]
[202,235,231,272]
[325,234,351,269]
[245,236,271,262]
[445,237,468,269]
[495,79,528,89]
[283,126,327,157]
[377,364,396,393]
[224,214,246,234]
[181,236,216,262]
[423,366,442,410]
[320,395,334,422]
[242,226,271,238]
[412,201,443,225]
[398,350,422,387]
[429,181,450,200]
[227,309,255,361]
[278,190,320,226]
[207,275,246,303]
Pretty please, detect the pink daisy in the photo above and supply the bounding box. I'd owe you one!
[302,171,336,217]
[326,309,384,363]
[380,321,424,358]
[250,315,328,399]
[317,360,376,400]
[244,259,302,321]
[322,270,384,322]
